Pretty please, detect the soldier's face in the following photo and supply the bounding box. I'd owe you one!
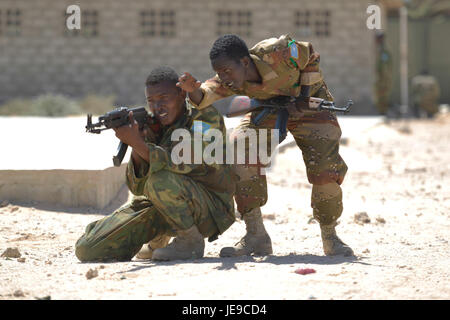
[145,81,186,126]
[211,56,247,90]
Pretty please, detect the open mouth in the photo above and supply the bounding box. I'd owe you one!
[157,111,168,119]
[224,81,235,88]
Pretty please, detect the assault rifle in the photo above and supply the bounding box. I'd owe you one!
[226,95,353,142]
[85,106,160,167]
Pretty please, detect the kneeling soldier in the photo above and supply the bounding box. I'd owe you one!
[75,66,236,262]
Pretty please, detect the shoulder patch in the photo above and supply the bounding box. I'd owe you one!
[191,120,212,134]
[289,41,299,59]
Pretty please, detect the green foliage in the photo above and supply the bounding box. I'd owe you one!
[0,98,33,116]
[79,94,116,115]
[31,94,82,116]
[0,94,82,116]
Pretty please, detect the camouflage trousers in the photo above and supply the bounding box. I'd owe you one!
[231,109,348,225]
[374,81,392,115]
[75,170,223,262]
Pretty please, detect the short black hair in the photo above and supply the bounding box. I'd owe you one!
[209,34,250,62]
[145,66,179,87]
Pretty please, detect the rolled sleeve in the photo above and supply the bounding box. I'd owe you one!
[126,158,149,196]
[189,76,234,110]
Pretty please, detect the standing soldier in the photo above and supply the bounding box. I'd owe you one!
[374,30,393,116]
[178,34,354,257]
[75,66,236,262]
[411,71,441,118]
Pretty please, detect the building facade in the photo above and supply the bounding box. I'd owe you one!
[0,0,376,113]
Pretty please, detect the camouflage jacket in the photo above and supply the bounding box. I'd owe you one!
[126,102,236,234]
[375,47,392,84]
[191,34,333,109]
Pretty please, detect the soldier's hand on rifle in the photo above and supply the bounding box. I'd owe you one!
[113,111,144,147]
[113,111,150,163]
[177,72,201,93]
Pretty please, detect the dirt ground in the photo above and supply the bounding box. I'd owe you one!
[1,114,449,300]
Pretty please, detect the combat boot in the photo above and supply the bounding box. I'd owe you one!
[320,223,354,256]
[135,235,171,259]
[151,225,205,261]
[220,207,272,257]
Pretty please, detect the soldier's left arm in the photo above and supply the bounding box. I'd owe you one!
[289,40,336,101]
[289,40,325,91]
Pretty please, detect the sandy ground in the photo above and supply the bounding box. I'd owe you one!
[1,114,449,300]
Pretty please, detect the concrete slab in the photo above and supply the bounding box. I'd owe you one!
[0,165,127,209]
[0,116,128,209]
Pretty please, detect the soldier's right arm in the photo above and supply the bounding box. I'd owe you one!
[178,72,235,110]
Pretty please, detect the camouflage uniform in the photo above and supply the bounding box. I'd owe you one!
[411,74,441,117]
[75,104,236,262]
[190,35,348,228]
[374,42,393,115]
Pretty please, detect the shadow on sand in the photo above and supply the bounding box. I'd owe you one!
[111,253,374,274]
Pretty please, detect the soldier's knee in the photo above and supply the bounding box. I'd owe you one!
[235,190,268,214]
[311,182,343,224]
[74,237,96,262]
[307,159,347,185]
[75,236,119,262]
[233,163,268,214]
[312,183,342,200]
[307,171,343,185]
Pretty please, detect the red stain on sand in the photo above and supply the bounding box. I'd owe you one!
[295,268,316,275]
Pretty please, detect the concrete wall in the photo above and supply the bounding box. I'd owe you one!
[0,165,127,209]
[0,0,376,113]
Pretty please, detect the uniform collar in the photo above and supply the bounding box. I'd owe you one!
[161,102,191,133]
[249,53,276,82]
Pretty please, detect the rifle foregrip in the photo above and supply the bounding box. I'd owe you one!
[252,108,272,126]
[275,109,289,143]
[113,141,128,167]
